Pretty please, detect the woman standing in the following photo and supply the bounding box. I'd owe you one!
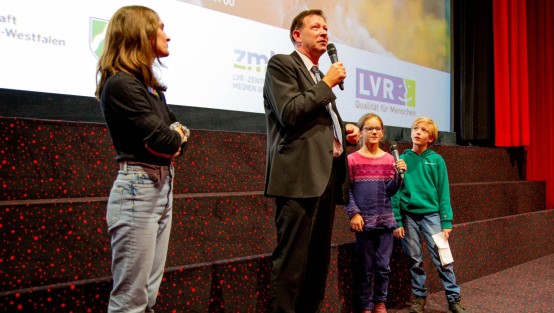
[95,6,189,312]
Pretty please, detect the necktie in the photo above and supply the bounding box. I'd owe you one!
[311,66,343,144]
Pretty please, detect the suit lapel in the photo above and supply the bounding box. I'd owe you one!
[291,51,316,85]
[291,51,344,125]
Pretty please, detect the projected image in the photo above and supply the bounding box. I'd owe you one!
[0,0,451,130]
[179,0,450,72]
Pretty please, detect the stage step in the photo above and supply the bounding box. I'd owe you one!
[1,209,552,312]
[0,117,549,312]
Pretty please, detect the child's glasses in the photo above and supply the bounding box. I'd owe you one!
[362,127,382,133]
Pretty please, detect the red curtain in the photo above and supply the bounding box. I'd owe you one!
[493,0,553,209]
[526,0,554,210]
[492,0,530,147]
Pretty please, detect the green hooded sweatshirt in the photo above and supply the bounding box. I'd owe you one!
[392,148,453,229]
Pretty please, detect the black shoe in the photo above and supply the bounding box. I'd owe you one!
[409,297,426,313]
[448,301,466,312]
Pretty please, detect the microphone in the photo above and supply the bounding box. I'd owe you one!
[389,141,404,179]
[326,43,344,90]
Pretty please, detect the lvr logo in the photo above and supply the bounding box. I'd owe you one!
[234,49,275,72]
[356,69,415,107]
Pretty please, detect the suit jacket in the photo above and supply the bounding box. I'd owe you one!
[263,51,350,204]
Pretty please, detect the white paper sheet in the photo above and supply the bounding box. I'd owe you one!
[432,232,454,265]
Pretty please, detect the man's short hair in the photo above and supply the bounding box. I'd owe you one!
[289,9,326,46]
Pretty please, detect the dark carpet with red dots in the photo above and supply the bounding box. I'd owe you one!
[0,117,552,312]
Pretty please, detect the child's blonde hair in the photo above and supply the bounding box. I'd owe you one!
[412,117,439,145]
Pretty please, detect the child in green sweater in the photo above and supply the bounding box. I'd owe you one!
[392,117,467,313]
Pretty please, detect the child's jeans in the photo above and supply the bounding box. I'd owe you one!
[401,212,461,303]
[355,229,394,310]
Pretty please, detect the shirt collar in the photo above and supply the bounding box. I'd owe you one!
[296,49,317,70]
[296,50,318,80]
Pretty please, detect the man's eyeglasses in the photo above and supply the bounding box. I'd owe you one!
[362,127,383,133]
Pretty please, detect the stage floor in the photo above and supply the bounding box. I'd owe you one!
[389,253,554,313]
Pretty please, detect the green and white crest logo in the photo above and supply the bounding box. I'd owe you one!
[90,17,108,59]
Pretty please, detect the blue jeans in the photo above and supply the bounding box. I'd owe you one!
[355,229,394,310]
[107,162,174,313]
[401,213,461,303]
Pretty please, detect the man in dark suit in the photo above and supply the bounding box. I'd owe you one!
[263,9,360,313]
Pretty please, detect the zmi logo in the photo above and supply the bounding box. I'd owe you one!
[90,17,108,60]
[356,69,416,107]
[234,49,275,72]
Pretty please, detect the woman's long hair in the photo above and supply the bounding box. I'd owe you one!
[95,5,166,99]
